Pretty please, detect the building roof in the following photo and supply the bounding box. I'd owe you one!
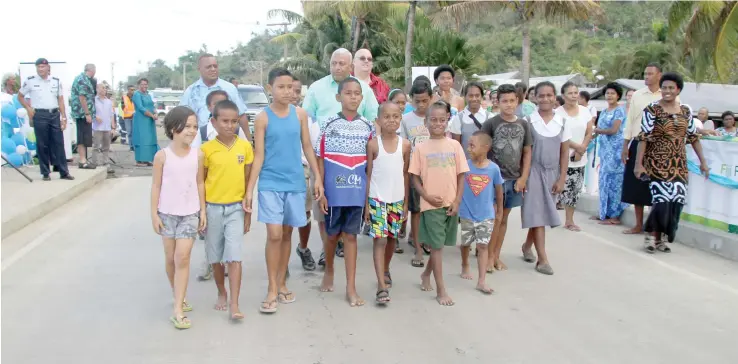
[590,79,738,116]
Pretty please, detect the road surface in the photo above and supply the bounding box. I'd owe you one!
[2,176,738,364]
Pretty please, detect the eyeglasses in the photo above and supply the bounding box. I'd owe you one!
[359,56,373,63]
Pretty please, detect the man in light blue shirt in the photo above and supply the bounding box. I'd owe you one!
[179,54,250,140]
[302,48,379,125]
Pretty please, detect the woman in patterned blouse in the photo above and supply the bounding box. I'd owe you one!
[715,111,736,137]
[634,72,710,253]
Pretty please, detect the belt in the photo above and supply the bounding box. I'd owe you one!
[34,108,59,113]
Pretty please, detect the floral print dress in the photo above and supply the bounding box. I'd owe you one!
[596,106,628,219]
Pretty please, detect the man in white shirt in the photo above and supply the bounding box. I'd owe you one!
[696,107,718,135]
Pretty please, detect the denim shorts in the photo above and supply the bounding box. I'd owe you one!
[204,203,244,264]
[503,179,523,209]
[158,211,200,239]
[258,191,308,227]
[325,206,363,237]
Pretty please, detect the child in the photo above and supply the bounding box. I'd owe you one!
[459,131,503,294]
[521,82,571,275]
[200,100,254,320]
[409,101,469,306]
[481,84,533,272]
[245,68,323,314]
[401,79,433,268]
[388,89,408,116]
[316,77,374,307]
[193,90,242,281]
[365,102,411,304]
[150,106,205,329]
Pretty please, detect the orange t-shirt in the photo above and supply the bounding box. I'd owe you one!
[408,138,470,212]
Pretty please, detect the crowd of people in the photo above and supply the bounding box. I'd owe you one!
[6,50,731,331]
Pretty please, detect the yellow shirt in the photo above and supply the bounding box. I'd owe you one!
[202,138,254,204]
[623,87,680,141]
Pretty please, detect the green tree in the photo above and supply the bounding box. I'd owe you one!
[668,1,738,82]
[434,0,602,85]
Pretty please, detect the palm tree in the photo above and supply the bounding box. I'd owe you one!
[668,1,738,82]
[405,1,417,91]
[302,1,391,53]
[433,1,602,86]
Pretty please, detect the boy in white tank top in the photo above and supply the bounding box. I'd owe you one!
[365,103,411,304]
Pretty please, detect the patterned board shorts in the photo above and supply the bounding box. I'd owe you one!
[368,198,404,239]
[560,166,585,207]
[158,211,200,239]
[460,218,494,246]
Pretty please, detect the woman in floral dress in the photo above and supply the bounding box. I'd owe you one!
[634,73,710,253]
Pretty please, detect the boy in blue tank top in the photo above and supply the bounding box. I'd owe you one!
[245,68,324,314]
[317,77,374,307]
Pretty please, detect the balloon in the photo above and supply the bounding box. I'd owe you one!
[11,133,25,147]
[12,94,23,109]
[26,141,36,150]
[1,103,16,119]
[23,152,32,164]
[6,152,23,167]
[25,130,36,143]
[1,137,16,154]
[16,145,27,154]
[16,108,27,119]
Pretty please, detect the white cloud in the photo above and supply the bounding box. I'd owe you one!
[2,0,302,87]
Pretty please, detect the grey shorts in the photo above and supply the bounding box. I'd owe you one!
[204,203,245,264]
[460,218,494,246]
[158,211,200,239]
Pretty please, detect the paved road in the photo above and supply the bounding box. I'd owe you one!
[3,177,738,364]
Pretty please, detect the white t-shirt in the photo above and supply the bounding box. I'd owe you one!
[703,119,715,130]
[302,116,320,165]
[529,111,572,142]
[587,104,598,122]
[190,123,248,149]
[448,108,492,135]
[555,105,591,168]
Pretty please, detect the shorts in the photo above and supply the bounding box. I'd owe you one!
[75,118,93,147]
[325,206,363,236]
[368,198,404,239]
[408,186,421,213]
[560,167,585,207]
[419,207,459,250]
[258,190,308,227]
[503,179,523,209]
[460,218,494,246]
[304,165,313,212]
[158,211,200,239]
[204,203,244,264]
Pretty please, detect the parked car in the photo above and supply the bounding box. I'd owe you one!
[237,85,269,137]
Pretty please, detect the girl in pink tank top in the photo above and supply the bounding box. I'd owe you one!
[150,106,205,330]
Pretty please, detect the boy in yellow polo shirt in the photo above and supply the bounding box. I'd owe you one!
[200,100,253,320]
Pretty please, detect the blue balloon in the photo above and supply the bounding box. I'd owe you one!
[11,133,25,147]
[7,115,19,128]
[1,137,16,154]
[23,152,32,164]
[12,94,23,109]
[6,152,23,167]
[1,103,16,120]
[26,141,36,150]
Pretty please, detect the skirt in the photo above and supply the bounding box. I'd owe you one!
[522,165,561,229]
[560,166,585,207]
[621,140,652,206]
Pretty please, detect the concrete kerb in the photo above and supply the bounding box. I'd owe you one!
[1,168,108,239]
[575,193,738,261]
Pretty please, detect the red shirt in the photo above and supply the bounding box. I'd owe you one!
[353,72,389,104]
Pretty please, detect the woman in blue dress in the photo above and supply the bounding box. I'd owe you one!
[131,78,159,166]
[592,82,628,224]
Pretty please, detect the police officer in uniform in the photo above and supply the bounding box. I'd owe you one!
[17,58,75,181]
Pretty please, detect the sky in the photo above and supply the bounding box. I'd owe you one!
[2,0,303,87]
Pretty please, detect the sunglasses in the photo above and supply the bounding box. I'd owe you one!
[358,56,373,62]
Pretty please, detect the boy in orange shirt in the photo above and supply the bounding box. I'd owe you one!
[408,101,469,306]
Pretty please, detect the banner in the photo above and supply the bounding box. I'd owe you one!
[683,140,738,234]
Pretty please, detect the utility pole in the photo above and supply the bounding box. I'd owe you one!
[267,22,290,61]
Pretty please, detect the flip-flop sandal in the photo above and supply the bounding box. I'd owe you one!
[421,244,431,255]
[394,245,404,254]
[278,291,296,304]
[259,299,278,314]
[170,315,191,330]
[182,301,193,312]
[384,271,393,287]
[411,258,425,268]
[376,289,390,305]
[622,228,644,235]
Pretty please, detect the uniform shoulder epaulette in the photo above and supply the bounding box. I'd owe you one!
[27,75,36,80]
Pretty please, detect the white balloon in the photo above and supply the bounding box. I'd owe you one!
[29,150,36,157]
[16,108,28,119]
[16,145,27,154]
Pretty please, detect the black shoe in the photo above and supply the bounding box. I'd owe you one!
[42,175,51,181]
[60,175,75,180]
[318,251,326,267]
[296,247,316,271]
[335,241,344,258]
